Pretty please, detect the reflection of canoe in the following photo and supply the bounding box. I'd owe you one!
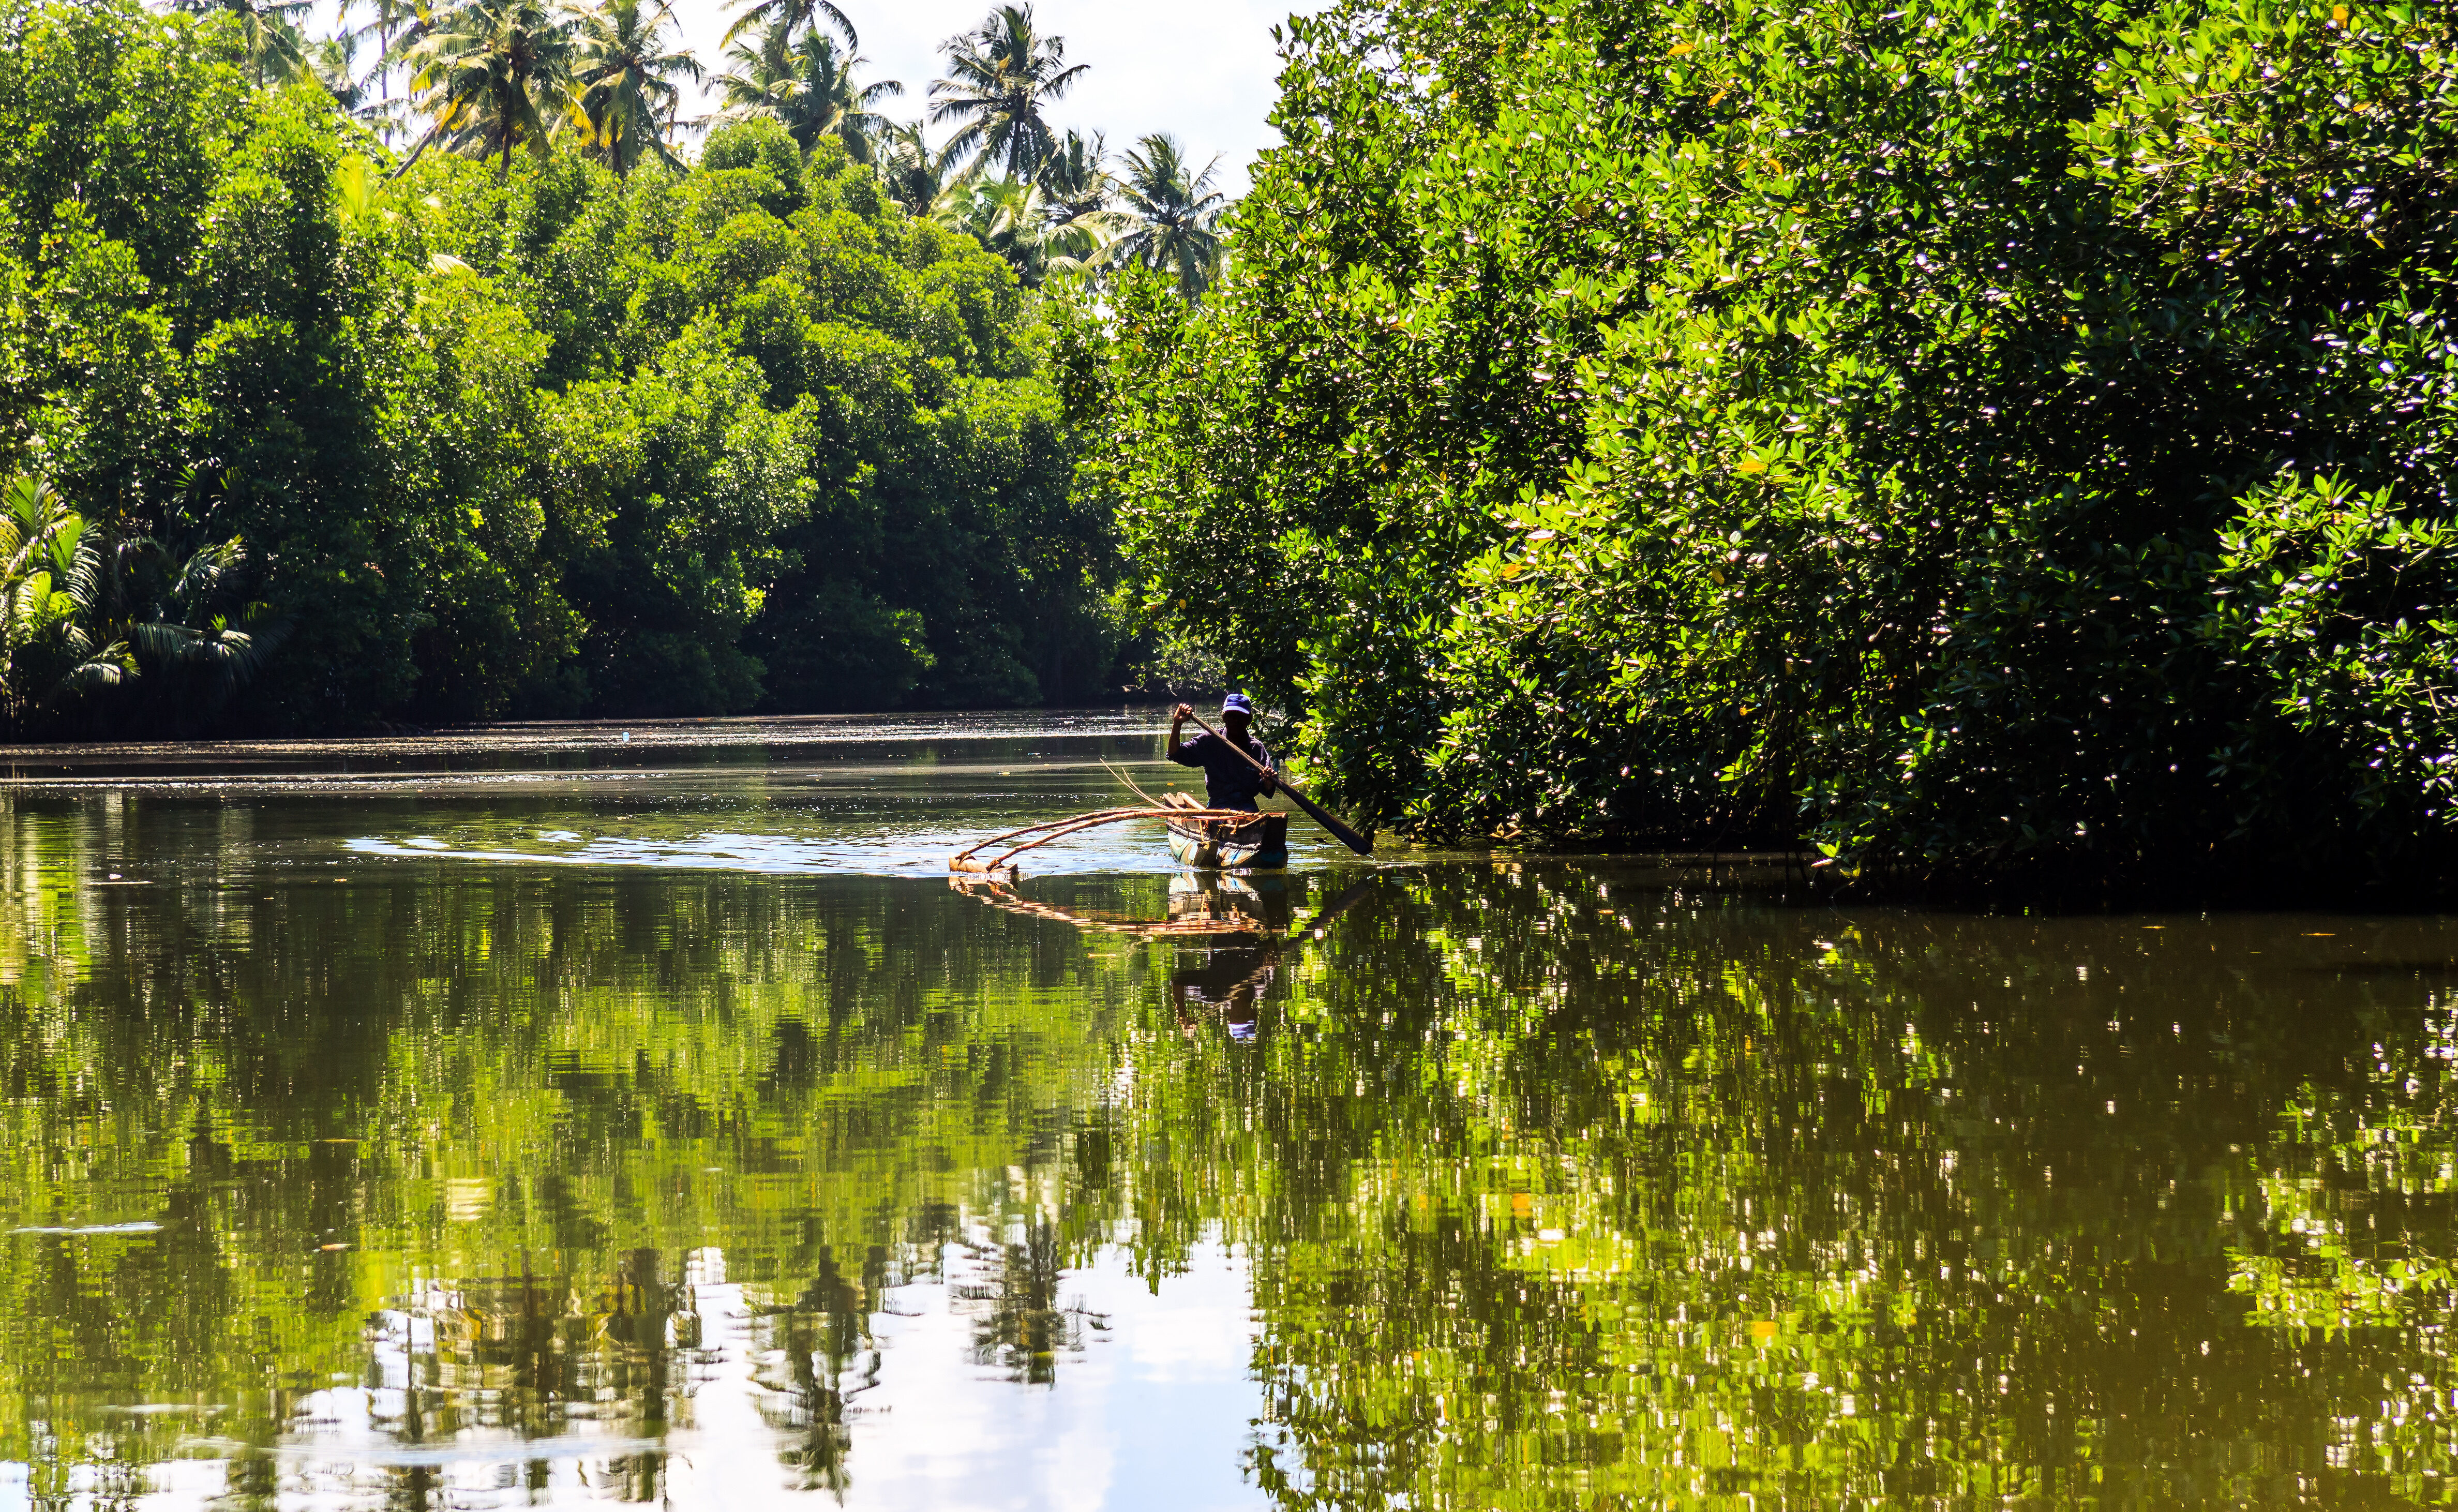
[950,871,1373,950]
[949,873,1278,939]
[1168,871,1290,933]
[1164,807,1287,871]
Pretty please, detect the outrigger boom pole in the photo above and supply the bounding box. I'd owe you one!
[948,805,1270,877]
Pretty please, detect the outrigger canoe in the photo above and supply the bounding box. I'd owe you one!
[949,796,1280,879]
[1162,795,1289,871]
[946,766,1338,880]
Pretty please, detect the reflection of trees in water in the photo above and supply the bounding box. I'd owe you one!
[954,1220,1108,1385]
[751,1242,886,1493]
[20,789,2458,1507]
[351,1241,911,1504]
[0,792,1159,1498]
[1177,866,2458,1507]
[354,1246,690,1501]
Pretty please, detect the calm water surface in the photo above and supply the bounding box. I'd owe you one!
[0,713,2453,1508]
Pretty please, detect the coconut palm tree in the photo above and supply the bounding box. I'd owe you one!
[1105,132,1227,301]
[339,0,424,141]
[392,0,586,180]
[170,0,315,85]
[1037,128,1112,228]
[721,0,855,51]
[877,122,961,218]
[297,33,372,109]
[959,176,1046,279]
[928,4,1087,181]
[713,25,900,162]
[0,477,129,732]
[951,174,1111,285]
[925,175,978,230]
[575,0,700,174]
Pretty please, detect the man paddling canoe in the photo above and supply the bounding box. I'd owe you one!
[1168,694,1279,812]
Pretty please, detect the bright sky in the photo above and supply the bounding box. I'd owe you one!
[665,0,1323,196]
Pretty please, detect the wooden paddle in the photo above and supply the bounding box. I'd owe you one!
[1183,709,1376,857]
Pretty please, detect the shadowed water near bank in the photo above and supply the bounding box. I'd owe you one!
[0,717,2454,1507]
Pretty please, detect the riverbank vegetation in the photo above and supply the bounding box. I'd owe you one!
[11,0,2453,896]
[1088,0,2458,895]
[0,0,1224,736]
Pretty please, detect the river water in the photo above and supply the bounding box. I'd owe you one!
[0,711,2453,1508]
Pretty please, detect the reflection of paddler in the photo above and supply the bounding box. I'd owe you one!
[1168,875,1377,1045]
[1172,938,1278,1043]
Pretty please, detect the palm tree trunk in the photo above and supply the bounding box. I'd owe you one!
[387,119,447,179]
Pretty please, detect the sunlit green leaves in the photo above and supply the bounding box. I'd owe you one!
[1095,0,2458,895]
[0,2,1123,729]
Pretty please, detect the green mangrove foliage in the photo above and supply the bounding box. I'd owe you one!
[1089,0,2458,893]
[0,0,1126,735]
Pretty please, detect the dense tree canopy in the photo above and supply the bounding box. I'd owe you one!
[1088,0,2458,896]
[0,0,1173,734]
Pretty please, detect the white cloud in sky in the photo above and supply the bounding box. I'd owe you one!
[661,0,1323,195]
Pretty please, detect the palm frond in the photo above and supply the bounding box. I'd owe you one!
[1102,132,1230,300]
[391,0,584,178]
[713,22,900,162]
[926,4,1088,180]
[721,0,855,51]
[53,644,134,697]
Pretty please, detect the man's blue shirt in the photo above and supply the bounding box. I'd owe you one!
[1171,731,1277,810]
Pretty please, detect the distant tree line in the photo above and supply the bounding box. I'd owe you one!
[0,0,1216,735]
[1082,0,2458,897]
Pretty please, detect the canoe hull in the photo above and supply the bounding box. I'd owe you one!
[1165,812,1288,871]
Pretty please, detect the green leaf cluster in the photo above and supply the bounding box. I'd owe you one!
[0,0,1122,732]
[1095,0,2458,894]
